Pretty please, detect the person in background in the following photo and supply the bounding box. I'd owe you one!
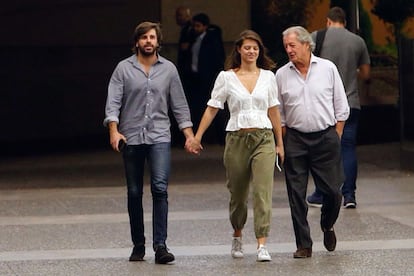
[103,21,196,264]
[187,30,284,262]
[307,6,371,209]
[275,26,349,258]
[172,6,196,146]
[189,12,226,144]
[175,6,195,92]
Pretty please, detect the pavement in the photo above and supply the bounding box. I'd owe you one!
[0,142,413,275]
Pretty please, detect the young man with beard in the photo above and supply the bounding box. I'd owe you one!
[103,21,196,264]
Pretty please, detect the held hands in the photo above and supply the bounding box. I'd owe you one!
[185,136,203,155]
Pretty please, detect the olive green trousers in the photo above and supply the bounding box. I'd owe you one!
[223,129,276,238]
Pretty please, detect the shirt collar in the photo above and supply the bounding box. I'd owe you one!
[310,53,318,64]
[288,53,318,69]
[128,53,164,69]
[198,31,207,40]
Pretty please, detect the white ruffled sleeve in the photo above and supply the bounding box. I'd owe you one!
[268,72,280,107]
[207,71,227,109]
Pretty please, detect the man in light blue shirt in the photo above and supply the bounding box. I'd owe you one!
[103,21,196,264]
[275,26,349,259]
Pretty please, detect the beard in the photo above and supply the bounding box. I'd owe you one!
[138,44,156,56]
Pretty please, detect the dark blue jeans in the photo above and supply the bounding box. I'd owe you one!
[314,108,360,200]
[122,143,171,251]
[340,108,360,200]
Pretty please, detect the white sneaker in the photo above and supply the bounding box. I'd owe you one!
[231,237,243,258]
[257,245,271,262]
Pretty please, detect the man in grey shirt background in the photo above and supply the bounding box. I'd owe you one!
[103,21,196,264]
[307,6,371,209]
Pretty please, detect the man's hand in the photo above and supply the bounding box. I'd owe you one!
[185,136,203,155]
[108,122,126,152]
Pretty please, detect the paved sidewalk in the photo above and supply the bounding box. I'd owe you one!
[0,143,413,275]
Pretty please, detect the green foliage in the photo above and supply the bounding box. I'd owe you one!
[359,1,375,52]
[371,0,414,42]
[251,0,322,66]
[373,43,398,57]
[371,0,414,25]
[267,0,321,27]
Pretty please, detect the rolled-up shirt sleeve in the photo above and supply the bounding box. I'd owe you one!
[103,64,123,127]
[169,67,193,130]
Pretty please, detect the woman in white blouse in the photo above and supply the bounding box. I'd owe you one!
[187,30,284,262]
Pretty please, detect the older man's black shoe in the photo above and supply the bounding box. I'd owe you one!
[323,228,337,251]
[155,246,175,264]
[293,248,312,258]
[129,245,145,261]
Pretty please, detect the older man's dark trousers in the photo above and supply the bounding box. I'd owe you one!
[284,127,344,249]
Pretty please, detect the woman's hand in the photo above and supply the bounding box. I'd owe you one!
[185,137,203,155]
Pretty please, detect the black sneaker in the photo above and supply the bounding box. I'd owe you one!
[306,192,323,208]
[129,245,145,261]
[344,198,357,209]
[155,246,175,264]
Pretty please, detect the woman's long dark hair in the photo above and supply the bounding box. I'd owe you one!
[225,29,276,70]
